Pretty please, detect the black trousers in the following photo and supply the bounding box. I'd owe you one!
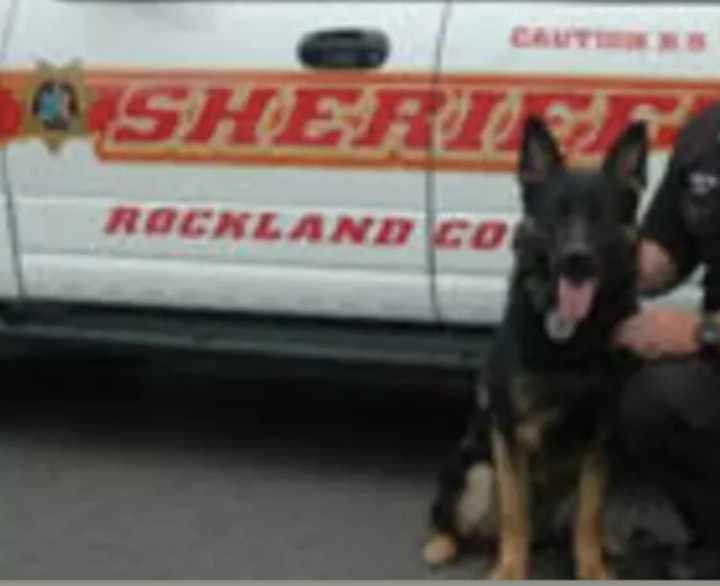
[620,355,720,546]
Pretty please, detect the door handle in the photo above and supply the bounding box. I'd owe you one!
[298,28,390,70]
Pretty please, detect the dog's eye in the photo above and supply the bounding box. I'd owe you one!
[516,220,551,248]
[534,222,554,244]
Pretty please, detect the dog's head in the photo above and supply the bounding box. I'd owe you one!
[514,116,647,340]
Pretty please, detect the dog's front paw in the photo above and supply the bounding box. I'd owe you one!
[488,559,528,580]
[423,533,458,566]
[577,558,612,580]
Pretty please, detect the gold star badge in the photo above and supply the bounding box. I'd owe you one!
[19,60,94,152]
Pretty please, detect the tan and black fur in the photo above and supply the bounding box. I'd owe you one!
[424,116,647,579]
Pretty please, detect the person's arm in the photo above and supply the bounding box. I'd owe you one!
[636,239,683,295]
[637,154,699,295]
[614,151,703,359]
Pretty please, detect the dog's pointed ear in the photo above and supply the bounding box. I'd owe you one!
[603,121,648,191]
[603,121,648,223]
[519,116,563,184]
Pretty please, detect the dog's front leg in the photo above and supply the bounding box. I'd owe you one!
[488,426,530,580]
[574,440,610,579]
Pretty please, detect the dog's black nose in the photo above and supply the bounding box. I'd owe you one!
[557,248,598,282]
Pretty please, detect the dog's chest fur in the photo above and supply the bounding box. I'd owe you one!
[512,369,614,447]
[502,357,624,488]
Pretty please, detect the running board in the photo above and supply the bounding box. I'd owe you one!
[0,303,493,371]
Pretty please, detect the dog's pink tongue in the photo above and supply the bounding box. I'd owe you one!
[557,277,596,323]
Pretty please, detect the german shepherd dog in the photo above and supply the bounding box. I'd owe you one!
[423,116,648,579]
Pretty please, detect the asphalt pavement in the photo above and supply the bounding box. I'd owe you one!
[0,349,692,578]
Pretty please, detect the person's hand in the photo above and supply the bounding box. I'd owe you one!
[614,308,700,359]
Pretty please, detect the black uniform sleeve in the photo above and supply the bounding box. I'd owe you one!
[640,155,699,284]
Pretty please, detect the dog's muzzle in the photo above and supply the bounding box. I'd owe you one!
[556,247,599,284]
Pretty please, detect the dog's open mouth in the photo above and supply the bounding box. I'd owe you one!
[544,276,598,341]
[557,277,598,325]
